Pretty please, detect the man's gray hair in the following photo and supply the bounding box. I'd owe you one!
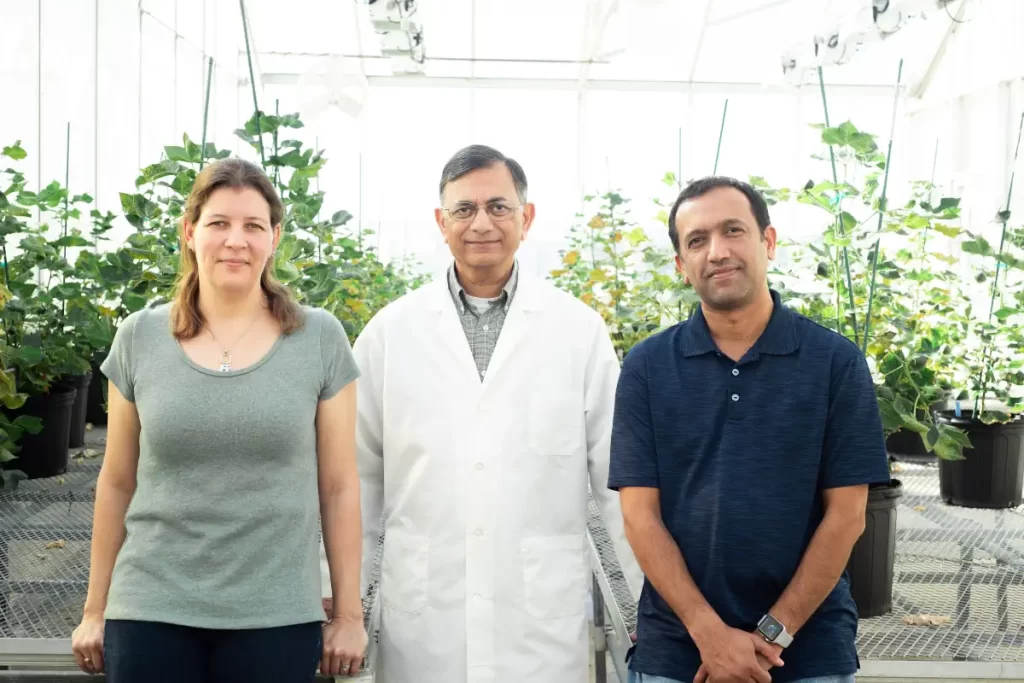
[438,144,528,203]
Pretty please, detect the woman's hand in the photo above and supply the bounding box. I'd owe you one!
[321,614,368,677]
[71,612,105,674]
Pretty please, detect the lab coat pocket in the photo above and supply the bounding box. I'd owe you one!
[520,534,587,620]
[528,393,582,457]
[380,530,429,615]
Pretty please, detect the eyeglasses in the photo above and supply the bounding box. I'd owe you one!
[443,201,521,222]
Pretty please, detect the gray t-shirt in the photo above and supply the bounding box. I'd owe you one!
[100,303,359,629]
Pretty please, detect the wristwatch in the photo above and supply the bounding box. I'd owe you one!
[756,614,793,648]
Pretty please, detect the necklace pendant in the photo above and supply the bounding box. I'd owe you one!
[218,350,232,372]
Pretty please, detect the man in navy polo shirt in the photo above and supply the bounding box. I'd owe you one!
[608,176,891,683]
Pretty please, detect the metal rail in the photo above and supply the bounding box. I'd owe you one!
[588,530,632,683]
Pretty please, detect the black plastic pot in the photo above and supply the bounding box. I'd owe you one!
[935,410,1024,509]
[85,357,108,426]
[847,478,902,618]
[63,372,93,447]
[3,386,77,479]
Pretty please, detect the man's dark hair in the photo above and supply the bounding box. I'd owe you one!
[667,176,772,252]
[438,144,528,203]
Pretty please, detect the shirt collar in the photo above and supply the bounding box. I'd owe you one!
[447,259,519,315]
[680,288,800,358]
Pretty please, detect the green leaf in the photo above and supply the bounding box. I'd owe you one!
[933,436,966,461]
[961,238,993,256]
[878,401,904,432]
[52,235,92,248]
[276,261,301,282]
[2,143,27,160]
[11,346,43,364]
[12,415,43,435]
[940,425,972,448]
[2,392,26,410]
[164,145,191,163]
[330,210,352,227]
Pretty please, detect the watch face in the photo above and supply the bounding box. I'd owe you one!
[759,616,783,640]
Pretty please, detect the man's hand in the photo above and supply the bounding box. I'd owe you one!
[692,627,784,683]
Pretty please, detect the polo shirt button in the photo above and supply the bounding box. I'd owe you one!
[732,368,739,376]
[731,394,740,402]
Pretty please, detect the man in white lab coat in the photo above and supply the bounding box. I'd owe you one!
[324,144,643,683]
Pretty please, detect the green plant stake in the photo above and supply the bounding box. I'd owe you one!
[200,57,214,171]
[862,58,903,355]
[817,66,858,343]
[61,122,70,316]
[239,0,266,166]
[713,99,728,175]
[974,110,1024,416]
[911,138,941,314]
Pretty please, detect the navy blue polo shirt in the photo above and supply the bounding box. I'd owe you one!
[607,288,890,683]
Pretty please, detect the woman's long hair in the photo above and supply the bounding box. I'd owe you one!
[170,157,303,339]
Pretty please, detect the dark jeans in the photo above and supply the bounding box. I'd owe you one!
[104,618,323,683]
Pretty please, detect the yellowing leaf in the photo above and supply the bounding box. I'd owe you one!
[626,228,647,247]
[345,299,368,315]
[590,268,609,282]
[563,250,580,266]
[581,293,594,305]
[588,216,606,229]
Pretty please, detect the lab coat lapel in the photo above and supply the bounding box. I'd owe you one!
[428,280,481,385]
[482,273,540,387]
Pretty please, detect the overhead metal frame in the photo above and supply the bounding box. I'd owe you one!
[908,0,970,98]
[260,72,901,95]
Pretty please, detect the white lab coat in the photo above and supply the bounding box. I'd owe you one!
[322,270,643,683]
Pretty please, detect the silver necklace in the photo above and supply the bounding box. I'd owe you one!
[206,306,265,372]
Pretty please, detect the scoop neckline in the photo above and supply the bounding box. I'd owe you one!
[174,333,286,378]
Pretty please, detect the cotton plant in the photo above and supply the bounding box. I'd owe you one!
[770,121,970,460]
[549,187,697,360]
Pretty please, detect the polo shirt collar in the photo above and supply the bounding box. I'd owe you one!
[447,259,519,315]
[681,288,800,358]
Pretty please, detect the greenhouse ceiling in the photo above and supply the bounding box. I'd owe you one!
[243,0,968,94]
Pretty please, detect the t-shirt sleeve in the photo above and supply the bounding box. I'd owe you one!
[607,344,659,490]
[99,310,142,403]
[820,349,892,489]
[318,309,361,401]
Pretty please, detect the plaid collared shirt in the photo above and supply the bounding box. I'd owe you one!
[447,260,520,381]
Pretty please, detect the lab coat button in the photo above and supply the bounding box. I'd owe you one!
[475,462,484,471]
[474,528,483,537]
[473,594,482,603]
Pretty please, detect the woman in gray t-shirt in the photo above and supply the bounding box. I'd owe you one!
[70,158,367,682]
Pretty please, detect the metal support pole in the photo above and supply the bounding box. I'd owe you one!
[592,573,607,683]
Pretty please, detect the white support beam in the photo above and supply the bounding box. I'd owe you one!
[261,72,900,96]
[687,0,716,82]
[706,0,798,27]
[908,0,969,99]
